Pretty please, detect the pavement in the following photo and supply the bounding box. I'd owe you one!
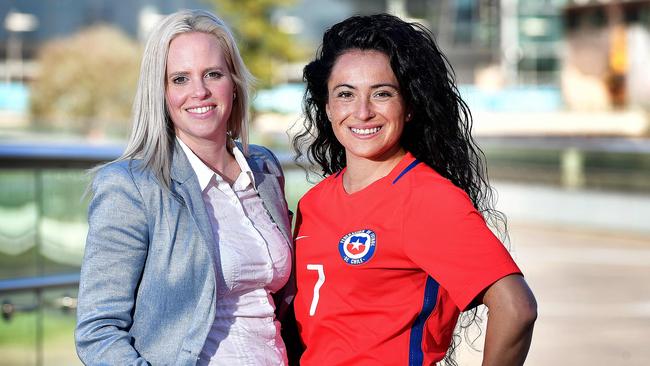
[493,181,650,236]
[455,221,650,366]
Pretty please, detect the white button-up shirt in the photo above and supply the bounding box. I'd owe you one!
[177,139,291,366]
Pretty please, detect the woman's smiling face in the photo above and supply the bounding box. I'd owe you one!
[165,32,235,148]
[326,49,408,165]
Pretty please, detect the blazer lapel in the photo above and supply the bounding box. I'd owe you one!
[170,141,217,265]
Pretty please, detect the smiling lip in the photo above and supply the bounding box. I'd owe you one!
[186,105,216,114]
[350,126,382,137]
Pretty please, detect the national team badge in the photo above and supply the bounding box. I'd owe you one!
[338,229,376,265]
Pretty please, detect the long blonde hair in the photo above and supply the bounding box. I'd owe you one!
[119,9,253,190]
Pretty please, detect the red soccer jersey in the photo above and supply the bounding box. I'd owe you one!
[294,152,521,365]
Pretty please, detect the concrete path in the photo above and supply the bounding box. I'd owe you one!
[493,181,650,235]
[456,222,650,366]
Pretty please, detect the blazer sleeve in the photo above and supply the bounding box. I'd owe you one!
[260,146,286,183]
[75,163,151,365]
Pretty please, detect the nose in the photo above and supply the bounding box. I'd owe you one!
[354,97,376,121]
[192,80,211,99]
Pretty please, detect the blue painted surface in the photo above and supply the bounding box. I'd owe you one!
[253,83,304,114]
[0,83,29,112]
[252,83,563,114]
[0,141,124,160]
[459,85,563,112]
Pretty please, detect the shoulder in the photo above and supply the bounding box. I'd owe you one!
[398,163,475,213]
[92,159,156,193]
[246,144,284,176]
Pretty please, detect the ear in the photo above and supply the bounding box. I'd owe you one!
[405,107,414,122]
[325,103,332,121]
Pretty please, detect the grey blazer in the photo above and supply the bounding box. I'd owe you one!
[75,143,294,366]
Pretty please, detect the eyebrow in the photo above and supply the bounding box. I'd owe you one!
[167,66,226,78]
[167,71,188,79]
[332,83,400,90]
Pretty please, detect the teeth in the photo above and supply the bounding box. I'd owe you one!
[351,127,381,135]
[187,106,215,114]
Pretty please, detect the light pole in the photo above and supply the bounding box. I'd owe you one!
[500,0,520,86]
[4,10,39,84]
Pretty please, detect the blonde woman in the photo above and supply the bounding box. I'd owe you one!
[75,10,294,365]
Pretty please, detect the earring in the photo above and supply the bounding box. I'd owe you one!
[233,92,236,100]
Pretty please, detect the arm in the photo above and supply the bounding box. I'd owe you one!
[75,164,151,365]
[401,182,536,365]
[480,274,537,366]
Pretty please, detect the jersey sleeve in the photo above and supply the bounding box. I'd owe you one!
[402,182,521,311]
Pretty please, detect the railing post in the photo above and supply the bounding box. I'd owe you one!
[561,147,585,189]
[36,288,43,366]
[35,169,44,366]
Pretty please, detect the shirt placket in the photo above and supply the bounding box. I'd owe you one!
[217,174,274,290]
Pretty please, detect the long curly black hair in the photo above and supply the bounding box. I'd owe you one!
[292,13,508,366]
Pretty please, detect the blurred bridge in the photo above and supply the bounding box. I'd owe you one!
[1,136,649,365]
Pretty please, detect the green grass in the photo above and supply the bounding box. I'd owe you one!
[0,310,75,345]
[284,168,318,214]
[0,308,80,366]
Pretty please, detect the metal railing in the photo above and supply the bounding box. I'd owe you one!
[0,141,124,299]
[0,136,649,366]
[1,135,649,298]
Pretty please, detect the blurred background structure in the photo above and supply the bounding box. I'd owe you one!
[0,0,649,365]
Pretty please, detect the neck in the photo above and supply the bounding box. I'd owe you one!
[343,148,406,194]
[178,135,239,181]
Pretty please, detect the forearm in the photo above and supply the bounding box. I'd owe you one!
[481,274,537,366]
[481,304,535,365]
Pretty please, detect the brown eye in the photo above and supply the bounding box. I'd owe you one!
[337,91,353,98]
[375,91,392,98]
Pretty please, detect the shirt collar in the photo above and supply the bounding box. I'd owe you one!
[176,137,256,191]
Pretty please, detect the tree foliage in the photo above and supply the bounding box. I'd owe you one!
[30,25,140,137]
[207,0,308,87]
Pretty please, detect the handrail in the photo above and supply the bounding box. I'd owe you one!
[0,273,80,295]
[0,141,300,168]
[2,136,650,169]
[0,141,124,168]
[477,136,650,153]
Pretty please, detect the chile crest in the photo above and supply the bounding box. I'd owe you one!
[338,229,377,265]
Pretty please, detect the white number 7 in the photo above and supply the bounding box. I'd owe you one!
[306,264,325,316]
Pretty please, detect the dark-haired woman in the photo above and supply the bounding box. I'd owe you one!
[292,14,537,366]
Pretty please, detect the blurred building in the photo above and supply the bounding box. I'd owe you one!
[0,0,210,83]
[1,0,574,87]
[342,0,566,87]
[562,0,650,110]
[2,0,648,114]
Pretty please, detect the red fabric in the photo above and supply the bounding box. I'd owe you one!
[294,152,521,365]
